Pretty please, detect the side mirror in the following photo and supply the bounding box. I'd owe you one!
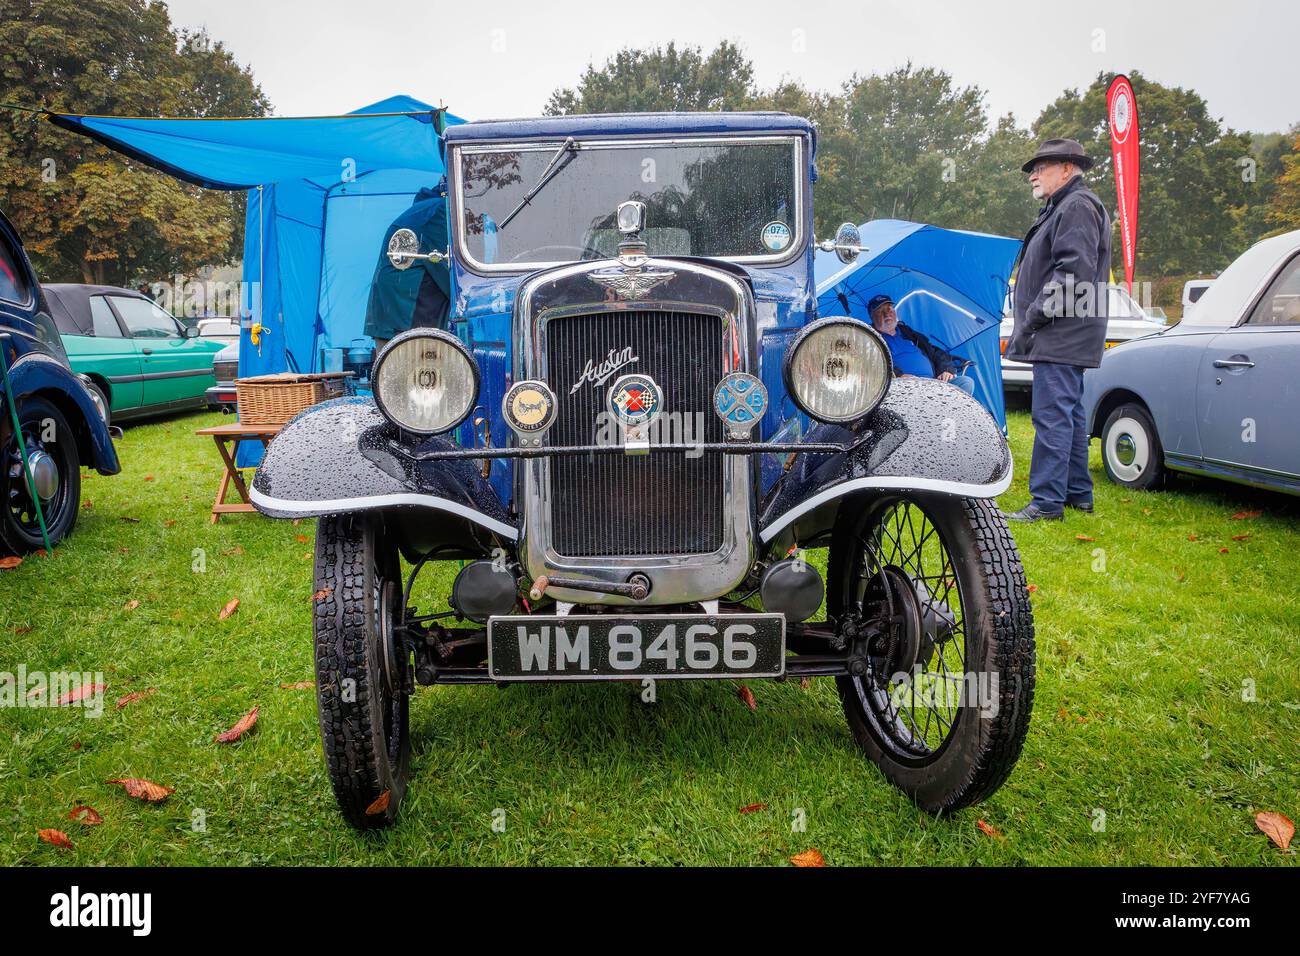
[817,222,865,265]
[184,325,200,338]
[387,227,447,270]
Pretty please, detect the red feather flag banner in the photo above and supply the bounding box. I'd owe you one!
[1107,75,1140,293]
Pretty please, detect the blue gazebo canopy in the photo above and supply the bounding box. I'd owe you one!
[48,95,465,381]
[814,219,1019,429]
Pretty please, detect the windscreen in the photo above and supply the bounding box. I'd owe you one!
[457,138,800,268]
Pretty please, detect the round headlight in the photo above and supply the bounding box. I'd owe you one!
[373,330,479,435]
[783,318,892,423]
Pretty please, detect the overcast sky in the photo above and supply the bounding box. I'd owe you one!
[163,0,1295,133]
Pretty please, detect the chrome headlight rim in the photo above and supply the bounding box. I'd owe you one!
[372,328,480,436]
[782,317,893,424]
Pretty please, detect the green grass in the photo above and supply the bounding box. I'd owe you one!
[1,406,1297,866]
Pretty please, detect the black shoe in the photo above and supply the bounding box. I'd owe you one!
[1066,499,1094,513]
[1002,503,1064,522]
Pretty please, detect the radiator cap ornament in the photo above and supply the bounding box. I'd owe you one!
[502,380,557,447]
[713,372,768,438]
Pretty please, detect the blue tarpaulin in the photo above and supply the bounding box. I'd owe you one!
[814,219,1019,430]
[48,95,465,465]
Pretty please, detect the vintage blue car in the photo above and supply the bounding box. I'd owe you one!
[250,112,1035,828]
[0,208,120,554]
[1085,229,1300,496]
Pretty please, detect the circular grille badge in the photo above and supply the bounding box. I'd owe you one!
[607,373,662,427]
[713,372,768,435]
[503,380,557,436]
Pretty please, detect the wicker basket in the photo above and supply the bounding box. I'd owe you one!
[235,372,350,426]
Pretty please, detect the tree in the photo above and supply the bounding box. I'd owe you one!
[813,65,1036,239]
[545,41,755,115]
[1265,134,1300,235]
[1032,71,1254,276]
[0,0,269,284]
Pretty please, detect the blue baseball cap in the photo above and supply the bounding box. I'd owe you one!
[867,294,894,316]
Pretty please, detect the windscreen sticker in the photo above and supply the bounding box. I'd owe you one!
[761,221,792,252]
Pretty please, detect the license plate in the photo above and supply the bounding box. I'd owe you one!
[487,613,786,681]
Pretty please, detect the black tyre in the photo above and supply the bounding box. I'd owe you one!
[312,513,410,829]
[1,397,81,555]
[828,493,1035,813]
[1100,402,1164,490]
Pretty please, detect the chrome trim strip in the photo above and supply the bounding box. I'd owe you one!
[248,486,518,540]
[450,134,807,274]
[758,461,1016,544]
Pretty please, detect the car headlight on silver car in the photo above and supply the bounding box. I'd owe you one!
[373,330,479,435]
[783,318,892,423]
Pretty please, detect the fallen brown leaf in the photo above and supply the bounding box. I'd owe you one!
[221,546,244,556]
[799,677,810,690]
[365,790,391,816]
[280,681,314,690]
[0,556,22,570]
[214,706,259,743]
[738,684,757,711]
[295,534,307,543]
[739,803,768,814]
[976,819,1006,841]
[1219,547,1230,554]
[164,519,176,527]
[123,599,140,611]
[218,598,240,620]
[1187,534,1198,542]
[1231,534,1250,542]
[1026,584,1039,593]
[790,848,826,867]
[56,682,105,707]
[1174,567,1187,582]
[311,588,332,602]
[116,688,156,709]
[11,625,32,634]
[38,828,73,850]
[81,500,92,509]
[1075,534,1095,542]
[1255,811,1294,850]
[1231,510,1262,520]
[105,778,174,802]
[67,806,103,826]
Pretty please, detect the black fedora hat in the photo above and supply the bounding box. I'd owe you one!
[1022,138,1094,173]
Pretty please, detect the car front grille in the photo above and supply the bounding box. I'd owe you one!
[545,309,725,558]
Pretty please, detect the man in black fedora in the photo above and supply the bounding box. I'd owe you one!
[1003,138,1111,522]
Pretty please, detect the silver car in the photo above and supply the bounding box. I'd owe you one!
[1000,284,1165,389]
[1083,229,1300,495]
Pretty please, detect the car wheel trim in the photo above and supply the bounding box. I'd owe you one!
[1106,416,1150,482]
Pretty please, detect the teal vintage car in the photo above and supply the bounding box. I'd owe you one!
[45,284,225,423]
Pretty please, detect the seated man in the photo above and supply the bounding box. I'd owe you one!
[866,294,975,394]
[365,185,452,352]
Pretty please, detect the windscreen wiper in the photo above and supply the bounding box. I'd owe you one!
[498,137,580,230]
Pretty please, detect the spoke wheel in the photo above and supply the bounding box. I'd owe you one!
[1,397,80,555]
[829,493,1036,813]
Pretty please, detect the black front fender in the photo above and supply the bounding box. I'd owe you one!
[758,377,1012,547]
[250,398,516,543]
[6,353,120,475]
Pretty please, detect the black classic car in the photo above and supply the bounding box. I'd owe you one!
[250,113,1034,828]
[0,209,120,554]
